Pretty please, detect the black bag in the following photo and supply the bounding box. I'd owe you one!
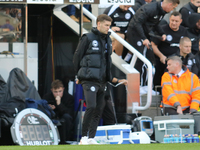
[0,96,26,126]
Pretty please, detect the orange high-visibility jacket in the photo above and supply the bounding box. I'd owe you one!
[161,69,200,113]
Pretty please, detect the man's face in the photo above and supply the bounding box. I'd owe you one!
[119,5,132,11]
[163,3,178,13]
[191,0,200,7]
[196,20,200,30]
[51,87,64,98]
[169,15,182,31]
[179,41,192,55]
[97,20,111,34]
[167,59,177,74]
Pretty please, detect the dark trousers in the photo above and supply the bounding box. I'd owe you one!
[58,113,73,142]
[82,82,105,138]
[164,107,190,115]
[126,27,155,86]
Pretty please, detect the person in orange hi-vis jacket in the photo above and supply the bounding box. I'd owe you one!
[161,55,200,115]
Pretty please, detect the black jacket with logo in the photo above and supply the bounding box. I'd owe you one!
[104,5,135,34]
[73,27,113,84]
[128,1,166,40]
[179,2,198,28]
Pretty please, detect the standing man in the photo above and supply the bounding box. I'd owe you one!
[126,0,179,86]
[179,0,200,28]
[161,56,200,115]
[43,79,74,143]
[73,14,128,145]
[152,11,188,88]
[104,5,135,57]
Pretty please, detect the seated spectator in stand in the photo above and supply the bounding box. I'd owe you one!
[66,5,91,22]
[187,13,200,54]
[43,79,74,143]
[161,56,200,115]
[152,11,188,89]
[195,39,200,78]
[179,0,200,28]
[1,19,14,31]
[172,37,198,76]
[104,5,135,58]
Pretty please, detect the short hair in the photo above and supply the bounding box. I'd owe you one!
[51,79,64,89]
[165,0,180,4]
[167,56,182,66]
[170,11,182,18]
[96,14,112,25]
[179,37,191,45]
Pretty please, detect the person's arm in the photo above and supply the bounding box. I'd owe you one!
[179,7,191,28]
[190,74,200,114]
[73,35,89,74]
[161,73,182,113]
[151,41,166,64]
[112,77,128,85]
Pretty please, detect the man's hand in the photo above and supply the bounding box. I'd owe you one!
[55,96,61,105]
[142,39,151,49]
[111,26,120,32]
[162,34,166,41]
[49,104,56,110]
[160,55,167,64]
[118,79,128,86]
[177,106,183,114]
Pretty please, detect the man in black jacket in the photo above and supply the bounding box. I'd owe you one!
[73,14,127,145]
[43,79,74,143]
[179,0,200,28]
[151,11,188,89]
[126,0,179,86]
[173,37,198,76]
[187,13,200,54]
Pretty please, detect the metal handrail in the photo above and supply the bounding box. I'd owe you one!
[54,4,152,112]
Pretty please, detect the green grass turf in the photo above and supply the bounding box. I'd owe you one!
[0,143,200,150]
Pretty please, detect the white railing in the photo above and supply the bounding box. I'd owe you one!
[53,4,152,112]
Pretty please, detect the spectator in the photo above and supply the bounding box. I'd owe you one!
[1,19,14,31]
[43,79,74,143]
[187,13,200,54]
[161,55,200,115]
[195,39,200,77]
[152,11,188,88]
[172,37,198,76]
[179,0,200,28]
[73,14,128,145]
[66,5,91,23]
[104,5,135,57]
[126,0,179,86]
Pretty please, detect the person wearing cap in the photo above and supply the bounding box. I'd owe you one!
[161,55,200,115]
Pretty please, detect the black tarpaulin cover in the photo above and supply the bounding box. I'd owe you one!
[6,68,41,101]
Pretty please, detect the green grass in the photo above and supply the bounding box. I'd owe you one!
[0,143,200,150]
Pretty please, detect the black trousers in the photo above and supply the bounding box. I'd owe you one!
[164,107,190,115]
[58,113,73,143]
[126,27,155,86]
[81,82,105,138]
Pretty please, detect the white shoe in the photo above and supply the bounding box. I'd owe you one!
[87,138,99,145]
[79,136,88,145]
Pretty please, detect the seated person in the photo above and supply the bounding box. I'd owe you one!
[43,79,74,142]
[195,39,200,77]
[161,56,200,115]
[1,19,14,32]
